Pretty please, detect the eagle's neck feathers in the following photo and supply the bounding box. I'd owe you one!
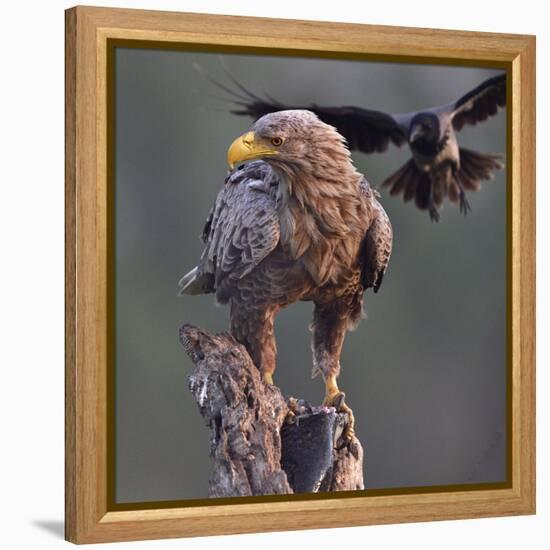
[269,145,367,287]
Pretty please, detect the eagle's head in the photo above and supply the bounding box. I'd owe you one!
[226,110,364,285]
[227,110,351,175]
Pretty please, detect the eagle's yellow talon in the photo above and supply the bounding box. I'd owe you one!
[322,375,355,441]
[284,410,297,425]
[284,397,300,425]
[339,402,356,440]
[262,372,274,385]
[323,390,346,410]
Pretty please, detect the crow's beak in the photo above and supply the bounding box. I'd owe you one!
[409,125,424,143]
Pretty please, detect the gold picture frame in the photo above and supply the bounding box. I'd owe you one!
[65,5,535,544]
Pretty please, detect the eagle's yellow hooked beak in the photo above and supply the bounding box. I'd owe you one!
[227,131,279,169]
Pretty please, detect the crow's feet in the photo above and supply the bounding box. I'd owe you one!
[459,193,471,216]
[428,204,440,223]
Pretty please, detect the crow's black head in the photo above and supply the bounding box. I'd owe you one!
[408,112,441,150]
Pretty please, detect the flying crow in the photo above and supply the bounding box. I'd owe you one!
[225,72,506,222]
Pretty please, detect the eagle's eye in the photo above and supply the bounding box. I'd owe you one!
[270,137,284,147]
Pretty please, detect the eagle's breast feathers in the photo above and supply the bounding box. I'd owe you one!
[180,160,392,304]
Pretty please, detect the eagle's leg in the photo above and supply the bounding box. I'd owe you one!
[230,303,278,385]
[311,301,356,440]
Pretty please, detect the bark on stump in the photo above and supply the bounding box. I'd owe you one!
[179,324,364,497]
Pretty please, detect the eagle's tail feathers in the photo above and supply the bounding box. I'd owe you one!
[178,267,214,296]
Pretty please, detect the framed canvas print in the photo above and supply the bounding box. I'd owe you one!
[65,5,536,544]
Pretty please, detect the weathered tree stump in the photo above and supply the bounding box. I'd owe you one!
[179,324,364,497]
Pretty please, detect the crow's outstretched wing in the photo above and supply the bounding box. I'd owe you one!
[178,161,280,296]
[219,69,505,150]
[233,100,408,154]
[197,60,406,153]
[449,73,506,131]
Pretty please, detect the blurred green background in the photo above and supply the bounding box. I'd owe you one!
[115,48,507,503]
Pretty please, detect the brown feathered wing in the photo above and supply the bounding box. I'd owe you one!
[178,162,280,302]
[360,180,393,293]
